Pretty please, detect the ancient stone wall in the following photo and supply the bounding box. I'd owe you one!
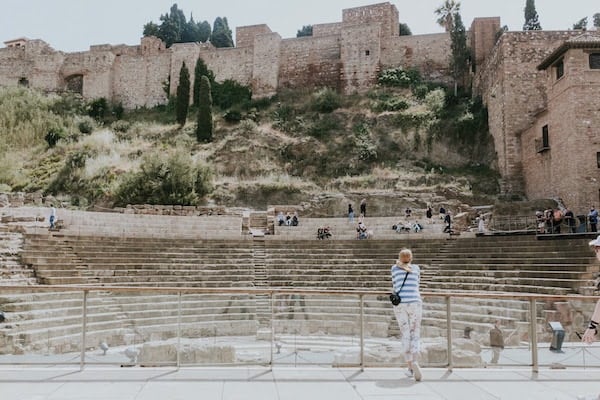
[474,31,583,195]
[236,25,271,48]
[521,47,600,212]
[469,17,501,68]
[251,32,282,97]
[381,33,451,84]
[278,36,341,90]
[312,23,344,37]
[340,24,381,94]
[342,2,398,38]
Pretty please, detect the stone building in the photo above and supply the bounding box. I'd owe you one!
[1,2,599,211]
[473,29,600,212]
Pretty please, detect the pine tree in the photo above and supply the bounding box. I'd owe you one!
[210,17,234,48]
[196,76,213,142]
[399,23,412,36]
[523,0,542,31]
[450,12,469,95]
[573,17,588,30]
[193,57,214,106]
[175,62,190,126]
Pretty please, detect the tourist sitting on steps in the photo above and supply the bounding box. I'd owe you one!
[277,211,285,226]
[291,212,299,226]
[317,226,332,240]
[357,221,368,239]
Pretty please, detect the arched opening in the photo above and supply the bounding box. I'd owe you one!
[18,77,29,87]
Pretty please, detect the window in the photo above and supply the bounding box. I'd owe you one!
[590,53,600,69]
[542,125,549,148]
[365,50,370,56]
[555,59,564,80]
[537,125,550,153]
[597,152,600,168]
[18,77,29,87]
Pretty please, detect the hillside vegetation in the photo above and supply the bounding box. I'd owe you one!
[0,70,499,215]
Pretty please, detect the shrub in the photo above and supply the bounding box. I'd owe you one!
[77,117,95,134]
[306,114,340,139]
[87,98,109,121]
[45,127,66,148]
[372,97,410,112]
[111,120,131,133]
[223,108,242,123]
[312,88,341,113]
[377,67,422,88]
[353,123,377,162]
[115,151,213,206]
[424,88,446,115]
[412,84,430,100]
[213,79,252,109]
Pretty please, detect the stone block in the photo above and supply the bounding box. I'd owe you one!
[138,342,235,364]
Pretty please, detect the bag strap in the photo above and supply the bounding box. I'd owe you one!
[395,267,410,294]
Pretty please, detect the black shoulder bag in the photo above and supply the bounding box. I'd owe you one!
[389,268,409,306]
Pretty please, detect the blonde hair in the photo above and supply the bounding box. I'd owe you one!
[397,248,413,265]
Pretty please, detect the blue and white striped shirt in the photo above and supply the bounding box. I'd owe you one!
[391,264,421,304]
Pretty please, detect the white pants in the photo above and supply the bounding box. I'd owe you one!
[393,302,422,362]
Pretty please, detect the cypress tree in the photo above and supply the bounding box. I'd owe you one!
[210,17,234,48]
[175,62,190,126]
[450,12,469,95]
[196,75,213,142]
[523,0,542,31]
[193,57,214,106]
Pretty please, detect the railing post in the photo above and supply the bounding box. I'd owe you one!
[446,296,453,371]
[270,291,274,370]
[80,290,88,371]
[359,294,364,371]
[177,291,182,368]
[529,298,538,373]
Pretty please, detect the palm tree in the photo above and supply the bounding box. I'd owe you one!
[435,0,461,32]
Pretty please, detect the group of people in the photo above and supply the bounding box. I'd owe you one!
[536,205,598,234]
[277,211,299,227]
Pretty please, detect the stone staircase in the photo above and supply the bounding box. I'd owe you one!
[0,227,37,286]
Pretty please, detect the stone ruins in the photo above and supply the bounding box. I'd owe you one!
[1,2,599,210]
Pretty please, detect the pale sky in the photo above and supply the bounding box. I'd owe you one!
[2,0,599,52]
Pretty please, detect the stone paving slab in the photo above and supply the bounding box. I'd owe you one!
[0,366,598,400]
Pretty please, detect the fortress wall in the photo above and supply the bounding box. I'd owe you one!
[342,2,398,38]
[0,48,34,87]
[475,31,583,195]
[381,33,451,83]
[313,23,344,37]
[340,24,381,94]
[521,48,600,211]
[112,51,171,109]
[236,25,271,48]
[252,32,282,97]
[278,36,341,90]
[470,17,501,67]
[202,46,254,86]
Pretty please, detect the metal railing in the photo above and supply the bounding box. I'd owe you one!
[0,285,599,372]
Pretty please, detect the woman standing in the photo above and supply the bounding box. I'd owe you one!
[391,248,423,381]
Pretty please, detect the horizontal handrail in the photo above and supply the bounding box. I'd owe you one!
[0,284,598,301]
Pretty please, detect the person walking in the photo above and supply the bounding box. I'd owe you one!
[49,204,57,230]
[348,204,354,223]
[489,320,504,364]
[443,211,452,233]
[360,198,367,218]
[391,248,423,381]
[426,206,433,224]
[589,206,598,233]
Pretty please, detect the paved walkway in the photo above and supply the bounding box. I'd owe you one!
[1,366,599,400]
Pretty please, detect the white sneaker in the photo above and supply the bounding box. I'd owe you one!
[404,368,413,378]
[412,363,422,381]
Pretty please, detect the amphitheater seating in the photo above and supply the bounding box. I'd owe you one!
[1,216,598,355]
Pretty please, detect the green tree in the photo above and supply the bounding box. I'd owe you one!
[196,76,213,142]
[175,62,190,126]
[594,13,600,28]
[296,25,313,37]
[143,22,160,37]
[573,17,588,30]
[523,0,542,31]
[193,57,215,106]
[450,12,470,95]
[399,23,412,36]
[210,17,234,48]
[182,15,200,43]
[435,0,461,32]
[198,20,211,42]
